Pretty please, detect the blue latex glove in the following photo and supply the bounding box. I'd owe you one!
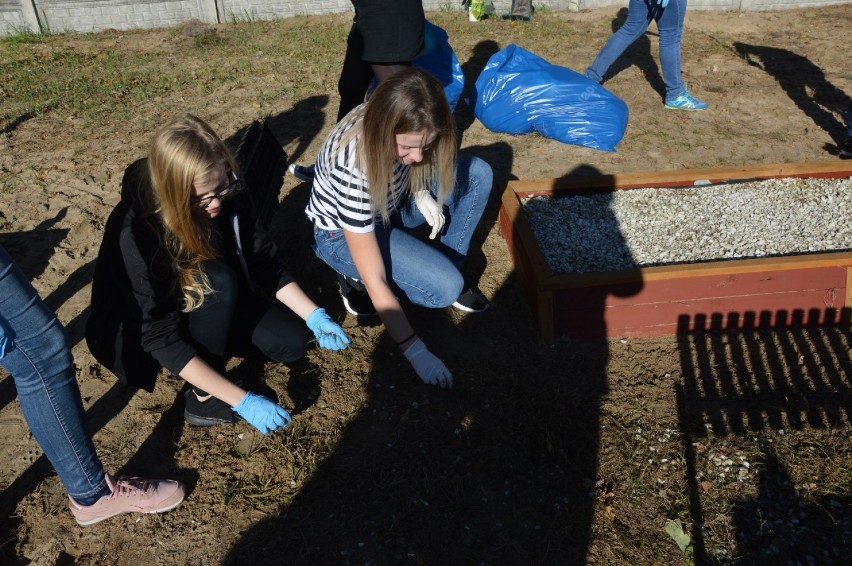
[305,307,351,351]
[658,0,670,7]
[232,392,291,434]
[403,338,453,388]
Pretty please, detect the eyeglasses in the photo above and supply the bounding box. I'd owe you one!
[190,173,243,209]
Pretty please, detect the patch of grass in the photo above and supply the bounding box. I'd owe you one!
[1,27,49,45]
[0,15,352,131]
[227,9,260,24]
[219,471,290,509]
[0,172,21,194]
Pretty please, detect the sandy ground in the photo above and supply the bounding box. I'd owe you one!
[1,6,850,565]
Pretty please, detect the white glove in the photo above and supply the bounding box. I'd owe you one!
[413,190,445,240]
[403,339,453,388]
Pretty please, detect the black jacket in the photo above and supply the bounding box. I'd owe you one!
[86,158,294,391]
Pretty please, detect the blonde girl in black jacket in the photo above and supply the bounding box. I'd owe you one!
[87,114,349,434]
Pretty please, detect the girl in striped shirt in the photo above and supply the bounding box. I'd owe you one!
[306,68,493,388]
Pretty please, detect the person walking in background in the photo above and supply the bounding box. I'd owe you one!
[584,0,708,110]
[306,68,493,389]
[87,115,349,435]
[0,245,185,526]
[289,0,425,182]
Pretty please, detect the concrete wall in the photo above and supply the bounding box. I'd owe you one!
[1,0,849,35]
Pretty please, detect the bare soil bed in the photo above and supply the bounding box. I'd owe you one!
[1,6,850,565]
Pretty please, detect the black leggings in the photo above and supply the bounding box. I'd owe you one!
[187,259,311,373]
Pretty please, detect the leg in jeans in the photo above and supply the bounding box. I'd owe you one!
[313,155,493,308]
[397,154,493,268]
[656,0,687,99]
[315,223,463,309]
[585,0,654,83]
[0,245,109,506]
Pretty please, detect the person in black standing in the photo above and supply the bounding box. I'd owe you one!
[289,0,426,182]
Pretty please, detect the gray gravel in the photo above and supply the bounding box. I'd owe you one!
[521,176,852,274]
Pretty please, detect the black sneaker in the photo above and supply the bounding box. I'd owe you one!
[338,274,378,317]
[452,287,490,313]
[184,389,236,426]
[840,137,852,159]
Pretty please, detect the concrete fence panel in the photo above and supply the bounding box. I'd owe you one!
[1,0,850,35]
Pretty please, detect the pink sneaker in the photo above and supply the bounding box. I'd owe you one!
[69,474,185,526]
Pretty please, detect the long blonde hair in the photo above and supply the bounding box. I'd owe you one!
[147,114,237,311]
[329,67,457,222]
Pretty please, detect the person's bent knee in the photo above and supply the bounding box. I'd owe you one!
[437,278,465,308]
[412,268,464,308]
[264,339,309,364]
[258,326,312,363]
[470,155,494,195]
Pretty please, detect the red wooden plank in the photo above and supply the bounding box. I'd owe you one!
[551,267,849,308]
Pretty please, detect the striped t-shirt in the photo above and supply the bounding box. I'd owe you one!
[305,119,410,234]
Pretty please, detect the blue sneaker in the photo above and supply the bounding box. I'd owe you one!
[288,163,315,182]
[665,92,708,111]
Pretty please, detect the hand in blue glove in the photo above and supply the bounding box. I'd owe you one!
[306,307,351,351]
[232,392,291,434]
[658,0,670,7]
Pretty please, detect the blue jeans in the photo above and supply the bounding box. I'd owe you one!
[585,0,688,100]
[313,154,492,308]
[0,245,109,506]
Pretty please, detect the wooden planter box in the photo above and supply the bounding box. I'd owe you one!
[499,161,852,341]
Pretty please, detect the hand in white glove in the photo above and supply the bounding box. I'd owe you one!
[413,190,445,240]
[403,338,453,388]
[232,392,291,434]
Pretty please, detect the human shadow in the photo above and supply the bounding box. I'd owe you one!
[228,95,329,170]
[268,155,347,324]
[729,438,851,563]
[596,8,666,100]
[509,167,645,340]
[0,220,95,414]
[264,95,329,166]
[0,380,191,565]
[451,142,514,295]
[223,163,644,564]
[0,210,70,282]
[733,42,850,152]
[676,311,852,563]
[454,39,501,140]
[0,111,37,136]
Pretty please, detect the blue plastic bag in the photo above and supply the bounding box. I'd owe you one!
[471,45,629,151]
[412,21,465,111]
